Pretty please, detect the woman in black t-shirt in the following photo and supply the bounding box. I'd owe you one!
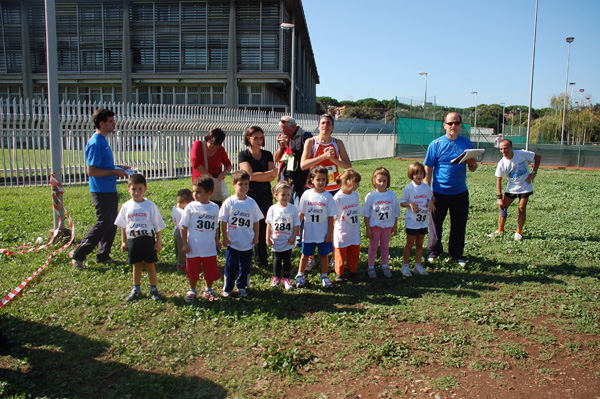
[238,126,277,268]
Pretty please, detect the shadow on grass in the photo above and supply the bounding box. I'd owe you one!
[0,316,228,399]
[166,258,566,321]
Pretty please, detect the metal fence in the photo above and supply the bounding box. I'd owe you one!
[0,98,396,187]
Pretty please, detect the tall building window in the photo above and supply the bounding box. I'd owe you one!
[238,85,263,106]
[131,1,229,73]
[0,4,23,73]
[236,0,280,72]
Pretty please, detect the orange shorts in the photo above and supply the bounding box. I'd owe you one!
[186,256,220,283]
[334,245,360,275]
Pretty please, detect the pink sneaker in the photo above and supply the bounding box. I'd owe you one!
[270,277,281,287]
[282,278,293,290]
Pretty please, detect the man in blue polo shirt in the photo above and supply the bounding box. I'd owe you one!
[424,112,478,267]
[71,108,128,269]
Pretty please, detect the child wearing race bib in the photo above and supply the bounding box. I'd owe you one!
[362,167,401,279]
[115,174,166,302]
[400,162,433,276]
[172,188,193,271]
[218,170,263,298]
[332,169,362,282]
[180,176,222,303]
[296,166,339,289]
[265,179,301,290]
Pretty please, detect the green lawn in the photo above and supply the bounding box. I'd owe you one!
[0,159,599,398]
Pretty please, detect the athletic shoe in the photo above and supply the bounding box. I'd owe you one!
[126,289,143,302]
[150,289,162,301]
[305,257,315,271]
[270,277,281,287]
[221,290,231,298]
[427,255,437,263]
[321,276,333,288]
[413,264,429,275]
[72,259,84,271]
[401,265,412,277]
[367,268,376,279]
[335,274,344,282]
[185,290,196,304]
[96,257,123,265]
[514,232,523,241]
[457,259,467,267]
[282,278,293,290]
[203,288,219,301]
[382,267,392,278]
[238,288,248,298]
[329,257,335,271]
[487,230,503,238]
[177,264,186,272]
[295,274,306,288]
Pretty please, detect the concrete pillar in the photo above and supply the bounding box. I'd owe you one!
[121,0,132,102]
[226,0,237,108]
[21,2,33,100]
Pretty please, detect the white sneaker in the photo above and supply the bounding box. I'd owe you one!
[457,259,467,267]
[367,267,376,279]
[413,264,429,275]
[487,230,503,238]
[401,265,412,277]
[238,288,248,298]
[306,257,315,271]
[382,267,392,278]
[514,232,523,241]
[427,255,436,263]
[321,276,333,288]
[295,274,306,288]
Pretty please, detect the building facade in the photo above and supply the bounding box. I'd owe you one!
[0,0,318,113]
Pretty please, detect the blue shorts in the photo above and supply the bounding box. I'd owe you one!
[406,227,428,236]
[301,241,333,256]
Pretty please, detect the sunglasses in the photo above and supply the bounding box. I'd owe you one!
[250,136,264,140]
[445,121,461,126]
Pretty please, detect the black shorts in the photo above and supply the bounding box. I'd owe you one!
[505,191,533,199]
[127,235,158,264]
[406,227,428,236]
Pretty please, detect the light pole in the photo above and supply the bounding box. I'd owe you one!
[280,22,296,117]
[518,108,522,135]
[471,91,478,139]
[500,102,505,135]
[561,37,575,145]
[418,71,427,119]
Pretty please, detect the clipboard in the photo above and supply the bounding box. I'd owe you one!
[451,149,485,164]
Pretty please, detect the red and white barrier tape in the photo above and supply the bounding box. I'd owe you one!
[1,174,75,308]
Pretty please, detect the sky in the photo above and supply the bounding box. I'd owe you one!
[302,0,600,109]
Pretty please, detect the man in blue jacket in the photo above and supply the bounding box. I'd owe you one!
[424,112,478,267]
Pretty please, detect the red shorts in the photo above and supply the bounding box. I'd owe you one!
[186,256,220,283]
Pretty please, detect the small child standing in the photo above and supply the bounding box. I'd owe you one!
[332,169,362,282]
[400,162,433,276]
[180,176,222,302]
[115,174,166,302]
[172,188,193,271]
[296,166,339,289]
[362,167,401,279]
[265,180,301,290]
[218,170,263,298]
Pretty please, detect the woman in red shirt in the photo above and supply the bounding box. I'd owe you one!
[191,128,233,205]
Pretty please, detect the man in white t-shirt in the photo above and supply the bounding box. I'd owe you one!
[488,139,541,241]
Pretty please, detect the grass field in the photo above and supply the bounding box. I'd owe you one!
[1,158,599,398]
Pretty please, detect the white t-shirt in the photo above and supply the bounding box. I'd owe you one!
[333,191,361,248]
[495,150,536,194]
[265,202,301,252]
[361,190,401,229]
[298,189,338,243]
[115,199,166,238]
[400,181,432,229]
[180,201,220,258]
[171,205,184,231]
[218,195,264,251]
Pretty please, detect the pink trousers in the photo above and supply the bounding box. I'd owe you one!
[368,226,393,266]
